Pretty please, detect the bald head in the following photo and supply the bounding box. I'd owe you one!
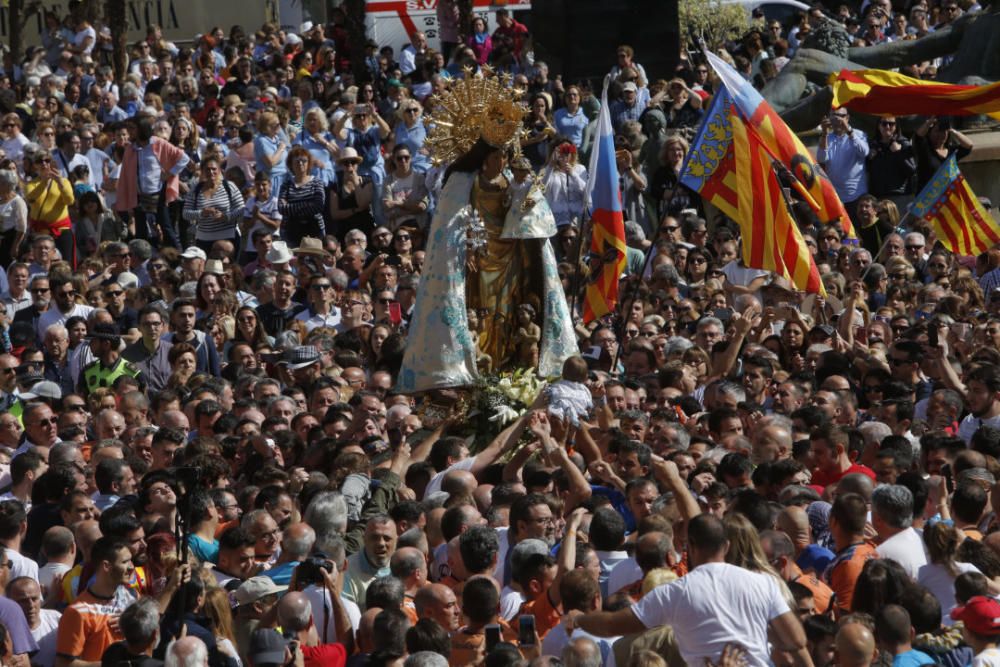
[414,583,460,631]
[169,636,208,667]
[635,532,672,573]
[281,523,316,561]
[777,506,811,552]
[838,473,875,502]
[836,622,877,667]
[563,637,602,667]
[390,546,427,589]
[441,469,477,497]
[74,520,102,560]
[277,591,313,632]
[161,410,189,431]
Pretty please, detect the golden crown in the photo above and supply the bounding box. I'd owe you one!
[423,66,528,166]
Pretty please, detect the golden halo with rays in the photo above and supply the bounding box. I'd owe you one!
[423,66,528,166]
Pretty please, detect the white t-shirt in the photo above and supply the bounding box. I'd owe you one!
[492,527,510,587]
[974,648,1000,667]
[38,562,71,597]
[607,557,642,596]
[499,585,525,622]
[7,547,39,582]
[31,608,61,667]
[876,527,928,580]
[303,583,362,644]
[631,562,790,667]
[917,561,980,626]
[36,303,95,344]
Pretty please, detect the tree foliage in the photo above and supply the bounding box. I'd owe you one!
[679,0,750,52]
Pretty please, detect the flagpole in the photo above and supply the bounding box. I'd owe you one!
[567,214,589,321]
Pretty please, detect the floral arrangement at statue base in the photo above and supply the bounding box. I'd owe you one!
[461,368,544,453]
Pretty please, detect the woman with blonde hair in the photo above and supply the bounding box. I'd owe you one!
[254,111,289,193]
[294,108,339,185]
[884,255,917,284]
[650,134,699,220]
[203,586,241,662]
[724,513,795,607]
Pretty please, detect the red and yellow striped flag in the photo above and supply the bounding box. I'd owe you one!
[910,155,1000,255]
[732,117,826,295]
[681,59,827,295]
[831,69,1000,120]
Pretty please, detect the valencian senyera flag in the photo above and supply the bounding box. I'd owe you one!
[831,69,1000,121]
[910,154,1000,256]
[681,56,826,295]
[582,77,628,324]
[706,52,855,240]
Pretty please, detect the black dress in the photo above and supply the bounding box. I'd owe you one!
[332,176,375,242]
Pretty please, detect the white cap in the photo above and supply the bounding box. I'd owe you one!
[116,271,139,289]
[180,246,207,260]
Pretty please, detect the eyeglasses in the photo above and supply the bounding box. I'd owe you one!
[660,226,679,234]
[905,245,923,250]
[396,155,411,161]
[690,257,707,265]
[238,315,256,322]
[31,287,50,294]
[378,298,396,305]
[58,289,76,297]
[879,120,896,127]
[29,417,58,427]
[396,234,411,241]
[105,290,124,297]
[310,283,332,290]
[405,108,419,114]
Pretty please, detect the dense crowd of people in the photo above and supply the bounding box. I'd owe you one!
[0,1,997,667]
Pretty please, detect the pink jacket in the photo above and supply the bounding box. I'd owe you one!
[115,136,185,212]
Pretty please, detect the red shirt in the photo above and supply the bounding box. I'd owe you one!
[493,21,529,57]
[302,642,347,667]
[811,463,876,489]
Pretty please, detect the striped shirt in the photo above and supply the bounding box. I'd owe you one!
[182,179,246,241]
[278,177,327,236]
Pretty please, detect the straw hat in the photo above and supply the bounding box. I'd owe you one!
[337,147,363,165]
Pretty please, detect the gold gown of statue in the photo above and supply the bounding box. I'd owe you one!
[466,172,545,369]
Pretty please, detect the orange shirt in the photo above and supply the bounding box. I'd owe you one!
[517,590,561,640]
[215,519,239,539]
[403,597,419,626]
[825,542,877,613]
[449,620,517,667]
[790,564,834,614]
[55,588,129,662]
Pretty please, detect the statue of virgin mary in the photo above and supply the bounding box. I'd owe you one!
[397,70,577,393]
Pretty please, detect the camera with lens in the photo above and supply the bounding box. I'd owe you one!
[297,553,333,587]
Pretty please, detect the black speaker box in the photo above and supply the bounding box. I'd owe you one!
[524,0,680,86]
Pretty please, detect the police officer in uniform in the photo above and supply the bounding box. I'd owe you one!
[79,323,145,397]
